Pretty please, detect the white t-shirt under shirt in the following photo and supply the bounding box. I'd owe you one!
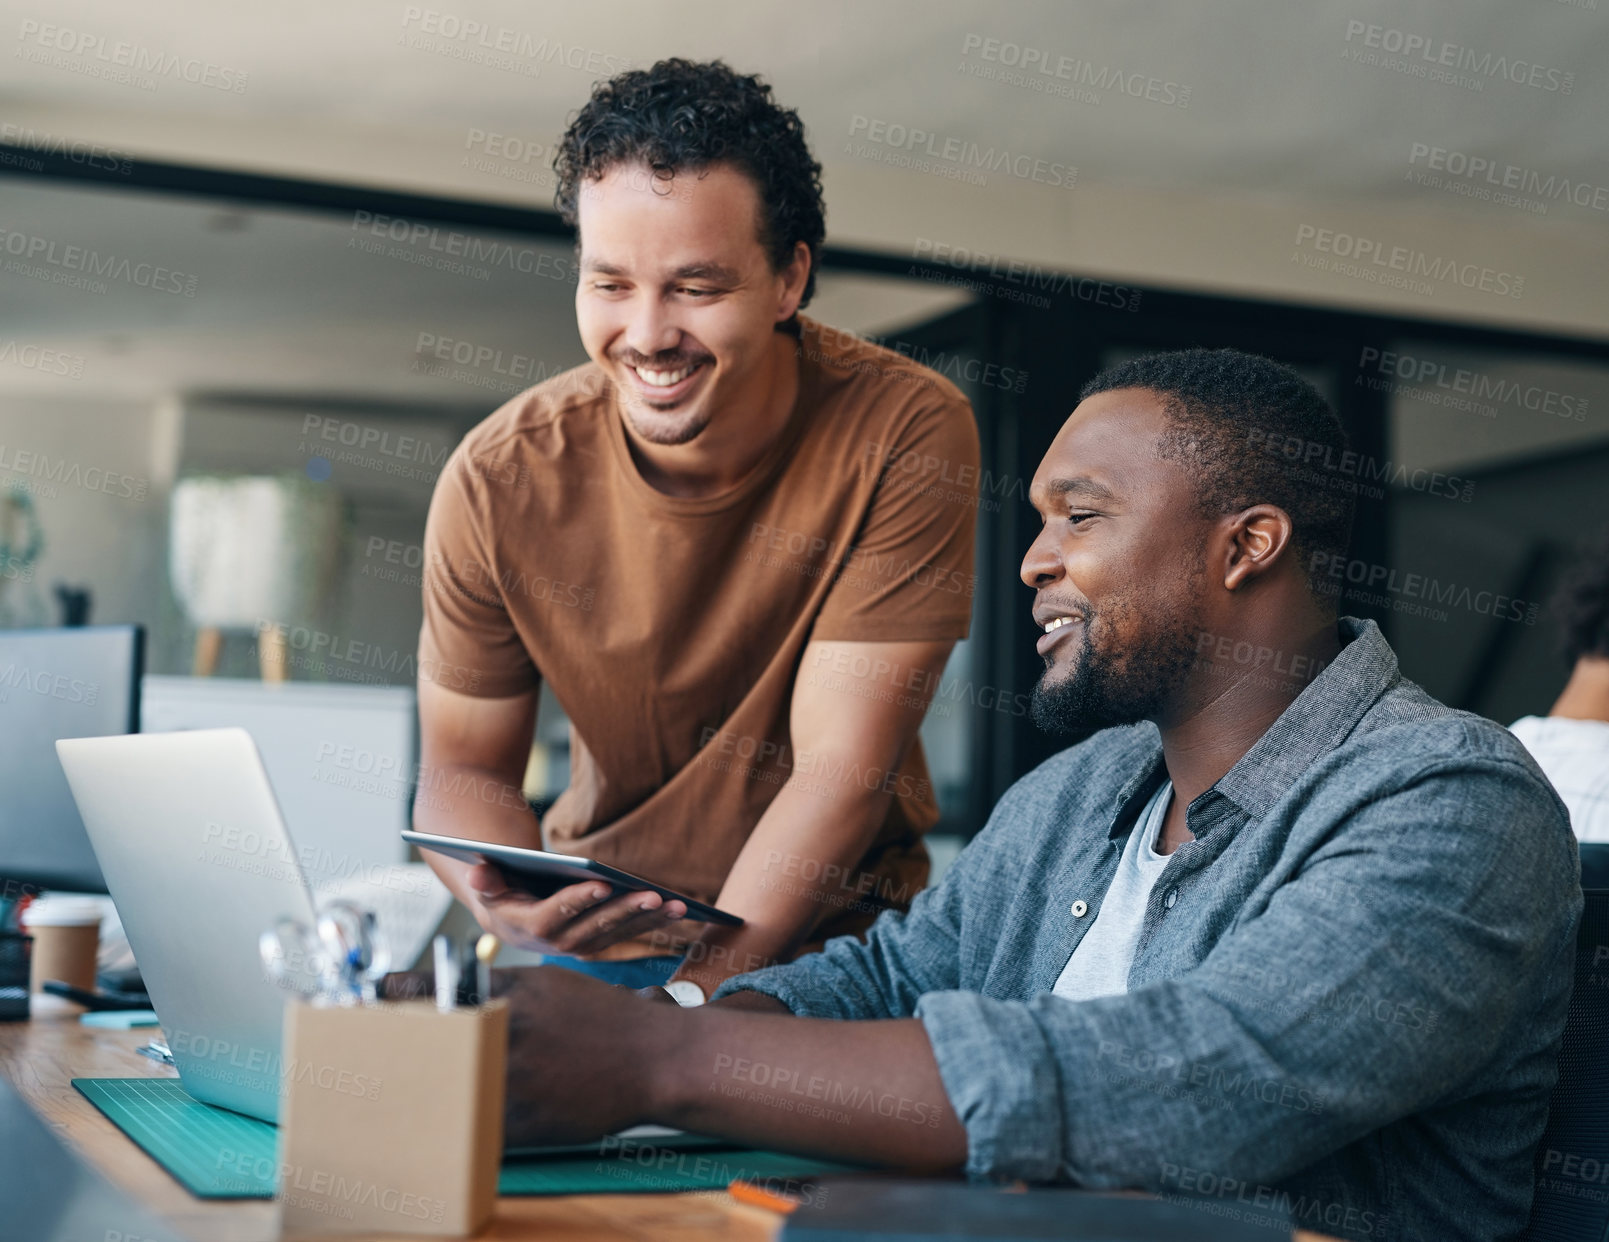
[1052,781,1174,1002]
[1510,715,1609,842]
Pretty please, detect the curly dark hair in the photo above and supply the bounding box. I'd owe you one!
[554,58,826,308]
[1080,348,1355,603]
[1554,529,1609,663]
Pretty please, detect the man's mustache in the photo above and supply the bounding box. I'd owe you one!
[613,350,714,369]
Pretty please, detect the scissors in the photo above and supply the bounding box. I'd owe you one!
[259,900,391,1006]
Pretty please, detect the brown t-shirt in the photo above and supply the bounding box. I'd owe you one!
[418,315,979,954]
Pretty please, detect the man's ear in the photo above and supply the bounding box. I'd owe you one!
[1222,505,1295,591]
[775,241,811,324]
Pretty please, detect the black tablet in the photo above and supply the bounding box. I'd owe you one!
[401,830,744,926]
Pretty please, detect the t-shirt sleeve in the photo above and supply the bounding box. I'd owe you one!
[417,446,541,698]
[809,396,980,644]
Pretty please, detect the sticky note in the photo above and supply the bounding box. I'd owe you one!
[80,1009,160,1029]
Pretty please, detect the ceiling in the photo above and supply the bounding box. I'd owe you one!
[5,0,1605,206]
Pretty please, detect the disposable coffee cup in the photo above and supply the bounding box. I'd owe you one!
[21,896,103,994]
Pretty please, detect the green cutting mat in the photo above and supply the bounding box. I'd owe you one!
[73,1078,851,1198]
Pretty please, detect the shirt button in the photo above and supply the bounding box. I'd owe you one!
[1070,900,1088,918]
[1164,888,1178,910]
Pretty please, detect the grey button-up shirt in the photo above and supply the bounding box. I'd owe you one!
[714,618,1581,1242]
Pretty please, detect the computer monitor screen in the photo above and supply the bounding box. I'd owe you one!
[0,625,143,894]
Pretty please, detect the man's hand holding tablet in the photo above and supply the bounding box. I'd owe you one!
[464,864,688,957]
[402,829,740,958]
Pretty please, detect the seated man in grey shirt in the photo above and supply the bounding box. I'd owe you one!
[435,348,1578,1242]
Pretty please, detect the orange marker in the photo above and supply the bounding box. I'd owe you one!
[727,1179,804,1214]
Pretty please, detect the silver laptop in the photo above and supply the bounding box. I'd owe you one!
[56,728,322,1121]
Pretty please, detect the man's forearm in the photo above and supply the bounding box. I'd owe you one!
[673,779,896,993]
[413,760,540,912]
[646,1005,968,1171]
[668,637,953,993]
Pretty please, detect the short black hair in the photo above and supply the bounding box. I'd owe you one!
[1079,348,1354,601]
[1554,529,1609,663]
[554,58,826,307]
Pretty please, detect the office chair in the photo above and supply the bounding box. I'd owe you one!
[1520,842,1609,1242]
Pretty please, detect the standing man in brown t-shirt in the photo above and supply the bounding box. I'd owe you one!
[415,58,979,1002]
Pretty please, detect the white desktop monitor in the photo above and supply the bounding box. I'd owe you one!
[139,676,415,888]
[0,625,143,895]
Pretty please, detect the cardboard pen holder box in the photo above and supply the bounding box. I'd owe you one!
[276,998,508,1238]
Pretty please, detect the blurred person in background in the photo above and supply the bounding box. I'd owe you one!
[1511,531,1609,841]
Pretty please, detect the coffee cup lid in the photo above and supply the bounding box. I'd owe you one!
[21,896,105,928]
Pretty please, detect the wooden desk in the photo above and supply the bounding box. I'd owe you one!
[0,999,1338,1241]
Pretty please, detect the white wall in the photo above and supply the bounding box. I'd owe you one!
[0,394,174,633]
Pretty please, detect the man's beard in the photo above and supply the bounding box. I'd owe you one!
[614,349,715,446]
[1030,608,1202,737]
[620,399,712,446]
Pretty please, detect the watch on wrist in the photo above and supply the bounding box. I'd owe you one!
[663,979,707,1007]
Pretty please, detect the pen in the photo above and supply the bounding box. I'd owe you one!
[475,933,499,1005]
[434,934,457,1013]
[727,1179,804,1214]
[456,938,477,1007]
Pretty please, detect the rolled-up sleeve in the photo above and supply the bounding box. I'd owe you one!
[915,990,1067,1180]
[914,758,1579,1187]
